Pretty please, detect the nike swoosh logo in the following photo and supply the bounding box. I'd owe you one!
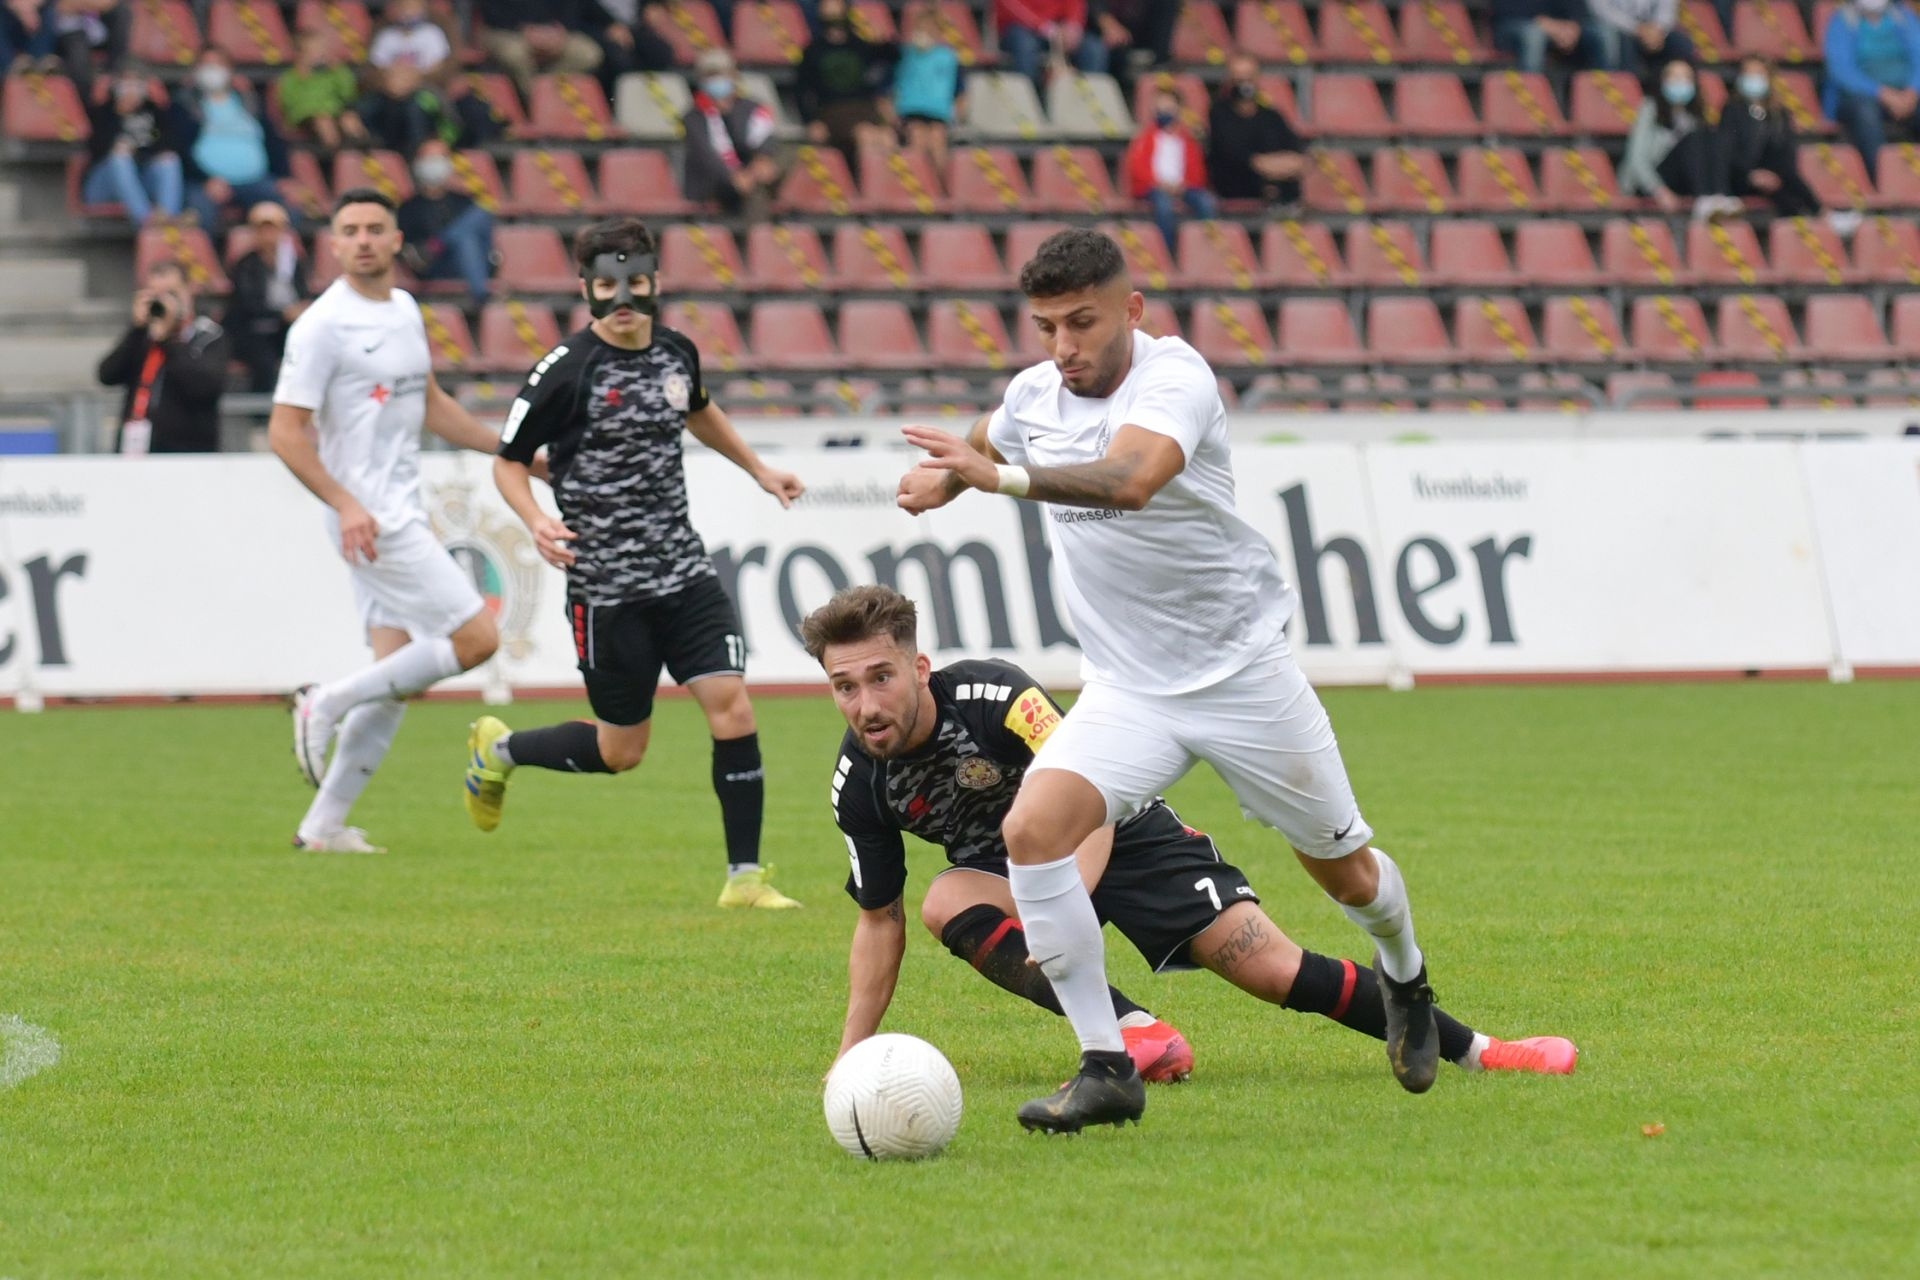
[1033,952,1064,969]
[363,341,384,353]
[1334,814,1359,841]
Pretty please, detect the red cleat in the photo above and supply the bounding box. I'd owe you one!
[1480,1035,1579,1075]
[1121,1019,1193,1083]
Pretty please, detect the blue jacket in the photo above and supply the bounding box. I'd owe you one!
[1823,4,1920,116]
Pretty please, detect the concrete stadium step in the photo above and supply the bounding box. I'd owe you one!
[0,257,88,309]
[0,183,23,227]
[0,334,116,395]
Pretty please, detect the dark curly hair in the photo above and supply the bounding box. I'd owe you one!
[573,216,657,270]
[1017,228,1127,299]
[800,585,919,664]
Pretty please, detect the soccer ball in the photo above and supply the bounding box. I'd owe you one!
[823,1034,963,1161]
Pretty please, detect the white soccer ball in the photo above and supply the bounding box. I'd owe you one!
[823,1033,963,1161]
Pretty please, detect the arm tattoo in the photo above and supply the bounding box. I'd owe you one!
[1205,913,1271,972]
[1022,456,1143,510]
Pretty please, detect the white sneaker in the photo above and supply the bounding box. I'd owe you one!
[290,683,337,788]
[292,826,386,854]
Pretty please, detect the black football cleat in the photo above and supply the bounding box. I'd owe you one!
[1016,1050,1146,1134]
[1378,954,1440,1094]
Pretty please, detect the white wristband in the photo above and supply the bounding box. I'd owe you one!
[994,464,1031,498]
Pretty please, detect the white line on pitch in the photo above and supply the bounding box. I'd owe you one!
[0,1014,61,1089]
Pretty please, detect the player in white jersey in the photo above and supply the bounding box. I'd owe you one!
[268,187,532,854]
[899,229,1443,1132]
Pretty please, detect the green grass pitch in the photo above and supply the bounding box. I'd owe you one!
[2,681,1916,1277]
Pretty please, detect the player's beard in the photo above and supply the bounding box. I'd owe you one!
[860,692,923,760]
[1065,329,1131,398]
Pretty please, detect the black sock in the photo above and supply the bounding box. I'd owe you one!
[502,721,611,773]
[940,904,1147,1019]
[712,733,764,868]
[1285,951,1476,1064]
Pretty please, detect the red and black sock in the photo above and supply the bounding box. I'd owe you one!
[1285,951,1476,1064]
[940,904,1147,1019]
[712,733,764,868]
[502,721,612,773]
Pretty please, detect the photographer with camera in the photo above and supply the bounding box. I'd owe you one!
[97,259,229,454]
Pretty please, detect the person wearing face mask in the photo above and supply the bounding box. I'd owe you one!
[1714,56,1827,221]
[175,49,287,230]
[368,0,453,79]
[82,71,183,225]
[397,140,495,304]
[1822,0,1920,182]
[1621,58,1725,217]
[796,0,897,167]
[893,7,961,175]
[679,49,783,219]
[1206,52,1304,208]
[1125,87,1216,252]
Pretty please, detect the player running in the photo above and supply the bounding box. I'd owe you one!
[806,586,1577,1087]
[273,188,525,854]
[901,228,1463,1131]
[461,216,807,910]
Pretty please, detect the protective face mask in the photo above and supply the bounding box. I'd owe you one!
[414,157,453,187]
[1662,79,1696,105]
[702,77,734,101]
[1234,81,1258,100]
[194,66,231,93]
[911,33,935,49]
[583,251,660,320]
[1154,111,1177,127]
[1738,73,1769,100]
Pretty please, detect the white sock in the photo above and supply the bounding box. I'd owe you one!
[298,698,405,839]
[315,637,460,719]
[727,862,758,878]
[1009,854,1123,1054]
[1116,1010,1157,1032]
[1459,1032,1491,1071]
[1339,847,1425,984]
[493,734,516,767]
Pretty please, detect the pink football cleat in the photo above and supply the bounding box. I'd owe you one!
[1480,1035,1579,1075]
[1121,1018,1194,1083]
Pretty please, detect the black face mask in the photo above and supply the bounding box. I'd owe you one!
[1234,81,1258,101]
[582,250,659,319]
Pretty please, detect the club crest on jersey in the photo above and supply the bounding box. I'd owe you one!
[954,756,1003,790]
[1003,688,1061,748]
[664,372,691,412]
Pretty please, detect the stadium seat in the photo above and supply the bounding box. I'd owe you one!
[1602,219,1691,286]
[918,224,1010,290]
[1317,1,1403,64]
[1003,222,1074,277]
[612,72,690,142]
[1370,147,1455,213]
[1863,368,1920,407]
[836,300,927,370]
[1732,0,1813,62]
[947,146,1030,213]
[131,0,202,66]
[1802,294,1891,360]
[1799,143,1881,209]
[1366,297,1452,363]
[1542,295,1627,361]
[1606,370,1680,409]
[598,148,693,215]
[1715,294,1803,359]
[1514,221,1605,287]
[908,0,990,66]
[1171,0,1232,63]
[1773,71,1833,134]
[1031,146,1119,215]
[1189,298,1277,367]
[1779,368,1855,410]
[1345,221,1428,287]
[295,0,371,62]
[527,74,617,141]
[276,151,332,221]
[1453,296,1538,362]
[1131,72,1211,131]
[1678,1,1730,61]
[1874,143,1920,206]
[1686,219,1771,285]
[1253,75,1305,131]
[1393,73,1478,137]
[209,0,294,65]
[1176,222,1262,290]
[1429,371,1506,412]
[832,223,920,290]
[1276,299,1365,364]
[721,377,800,416]
[1692,370,1767,410]
[744,224,830,292]
[653,0,728,64]
[447,149,506,214]
[810,375,881,414]
[1767,216,1853,285]
[927,301,1014,370]
[418,303,478,373]
[136,225,229,294]
[967,71,1050,140]
[732,0,808,65]
[494,225,577,294]
[660,224,744,292]
[1482,71,1571,137]
[1570,72,1642,136]
[1629,295,1715,359]
[1137,299,1184,340]
[477,301,562,374]
[1696,70,1730,123]
[462,72,529,136]
[1851,216,1920,284]
[2,73,86,143]
[1514,371,1594,413]
[1304,150,1371,214]
[1233,1,1317,65]
[778,146,859,216]
[508,149,599,217]
[1894,295,1920,356]
[1262,220,1351,287]
[1101,221,1175,289]
[1338,372,1417,413]
[896,375,986,418]
[1308,74,1394,137]
[1244,372,1328,411]
[1456,146,1542,212]
[1398,1,1490,63]
[858,147,948,215]
[1429,222,1516,287]
[331,150,412,204]
[665,300,745,371]
[1539,147,1623,211]
[1047,72,1132,141]
[849,0,897,42]
[747,300,838,369]
[566,301,595,332]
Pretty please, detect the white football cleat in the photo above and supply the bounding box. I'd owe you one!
[292,827,386,854]
[290,683,337,788]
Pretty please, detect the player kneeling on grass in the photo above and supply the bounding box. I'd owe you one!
[806,586,1577,1095]
[463,216,808,910]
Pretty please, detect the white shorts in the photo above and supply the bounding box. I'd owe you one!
[339,518,486,639]
[1029,632,1373,860]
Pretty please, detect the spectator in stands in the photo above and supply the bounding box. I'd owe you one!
[398,140,495,304]
[1621,58,1724,216]
[277,28,367,151]
[225,201,309,393]
[475,0,604,96]
[98,258,228,454]
[893,5,961,176]
[681,49,783,220]
[41,0,128,96]
[1718,56,1829,221]
[175,49,285,230]
[1126,85,1215,252]
[1586,0,1693,79]
[357,61,475,156]
[1491,0,1607,75]
[1206,52,1304,210]
[1088,0,1176,79]
[996,0,1107,88]
[797,0,896,166]
[587,0,677,94]
[83,71,183,225]
[1822,0,1920,181]
[0,1,56,75]
[368,0,453,80]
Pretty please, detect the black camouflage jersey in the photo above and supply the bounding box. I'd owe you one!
[498,325,714,606]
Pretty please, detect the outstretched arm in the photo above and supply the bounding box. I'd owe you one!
[837,896,908,1063]
[902,422,1186,512]
[897,411,1004,514]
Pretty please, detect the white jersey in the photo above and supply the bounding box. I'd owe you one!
[988,330,1293,695]
[273,279,434,533]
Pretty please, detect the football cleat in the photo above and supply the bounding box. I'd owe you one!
[1017,1050,1146,1134]
[289,683,336,788]
[717,864,803,910]
[1121,1018,1193,1083]
[1480,1035,1579,1076]
[464,716,513,832]
[1378,954,1440,1094]
[292,827,386,854]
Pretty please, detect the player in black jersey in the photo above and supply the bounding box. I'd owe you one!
[803,586,1579,1128]
[462,216,806,910]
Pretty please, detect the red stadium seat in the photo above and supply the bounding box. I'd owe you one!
[1799,142,1881,209]
[896,375,986,418]
[661,301,744,371]
[1863,368,1920,408]
[858,147,948,215]
[1370,146,1455,213]
[294,0,371,63]
[1779,368,1855,411]
[1687,219,1771,285]
[1398,1,1490,63]
[463,72,528,136]
[1732,0,1814,62]
[1308,74,1394,137]
[1607,370,1680,409]
[1874,142,1920,206]
[508,149,599,217]
[1570,72,1642,137]
[1514,371,1593,413]
[1429,221,1516,287]
[1514,221,1605,287]
[1629,295,1715,360]
[477,301,563,374]
[1894,295,1920,356]
[1852,216,1920,283]
[136,225,229,294]
[1177,221,1261,290]
[1366,297,1452,363]
[1132,72,1211,131]
[1189,298,1277,367]
[1715,294,1803,359]
[1338,372,1416,413]
[1316,0,1403,64]
[1303,150,1372,214]
[331,150,412,204]
[660,224,745,292]
[1482,71,1571,137]
[1245,372,1328,411]
[653,0,728,64]
[1678,1,1730,62]
[418,303,478,374]
[1539,147,1624,211]
[947,146,1030,214]
[1345,220,1428,287]
[1773,70,1834,133]
[1171,1,1232,64]
[2,73,86,143]
[747,300,838,369]
[1692,370,1766,410]
[918,223,1010,290]
[1261,219,1351,287]
[1138,299,1184,340]
[598,149,692,215]
[1543,295,1627,361]
[832,223,920,290]
[1454,296,1539,363]
[1276,299,1365,364]
[1456,146,1542,212]
[927,301,1015,370]
[1429,371,1507,412]
[809,375,881,415]
[1601,218,1691,286]
[1768,216,1854,284]
[209,0,294,64]
[779,145,859,215]
[1003,221,1074,277]
[905,0,989,67]
[130,0,202,66]
[1802,294,1892,360]
[448,149,506,214]
[494,225,578,294]
[1233,1,1317,65]
[733,0,808,66]
[849,0,897,41]
[1393,73,1478,137]
[276,150,332,221]
[744,224,831,292]
[1101,220,1176,290]
[837,300,927,370]
[1031,145,1121,215]
[1253,75,1305,131]
[721,377,800,416]
[527,74,617,141]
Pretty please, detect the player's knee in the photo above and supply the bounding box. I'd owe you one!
[918,895,950,937]
[599,730,648,772]
[1000,806,1052,863]
[453,613,499,669]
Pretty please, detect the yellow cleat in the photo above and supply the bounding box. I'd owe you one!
[717,864,803,910]
[464,716,513,833]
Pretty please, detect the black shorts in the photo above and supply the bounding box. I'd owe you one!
[570,574,745,726]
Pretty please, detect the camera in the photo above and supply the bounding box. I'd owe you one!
[146,298,167,322]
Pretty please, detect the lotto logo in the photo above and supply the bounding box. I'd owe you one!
[1003,689,1061,748]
